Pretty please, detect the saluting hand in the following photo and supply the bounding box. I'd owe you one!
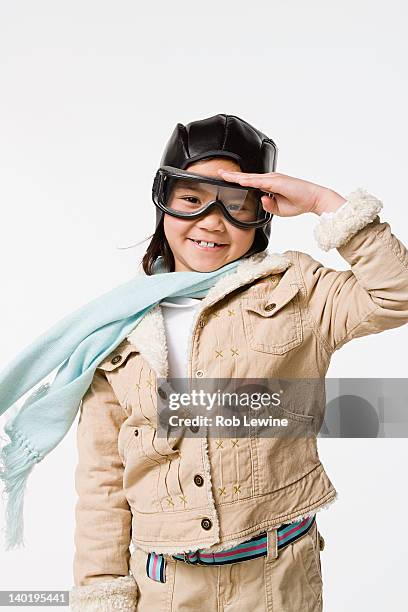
[217,169,347,217]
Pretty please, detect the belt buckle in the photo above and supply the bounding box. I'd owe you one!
[183,552,191,564]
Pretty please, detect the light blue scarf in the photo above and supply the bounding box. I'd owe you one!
[0,256,243,550]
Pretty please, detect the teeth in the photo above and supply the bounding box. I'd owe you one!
[192,239,221,247]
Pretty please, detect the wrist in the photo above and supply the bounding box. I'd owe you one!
[313,187,383,251]
[313,189,347,216]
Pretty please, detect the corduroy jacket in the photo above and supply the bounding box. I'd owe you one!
[69,190,408,611]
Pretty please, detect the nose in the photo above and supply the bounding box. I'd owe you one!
[195,207,227,231]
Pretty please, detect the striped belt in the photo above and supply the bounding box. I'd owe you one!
[146,514,316,583]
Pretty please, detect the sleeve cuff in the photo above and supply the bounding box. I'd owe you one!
[313,187,383,251]
[69,575,138,611]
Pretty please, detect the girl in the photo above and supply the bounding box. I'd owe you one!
[1,114,408,612]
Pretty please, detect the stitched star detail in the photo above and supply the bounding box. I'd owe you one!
[179,495,188,507]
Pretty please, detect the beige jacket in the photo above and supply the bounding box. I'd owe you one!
[69,189,408,610]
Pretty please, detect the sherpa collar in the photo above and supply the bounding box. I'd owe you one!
[126,251,292,378]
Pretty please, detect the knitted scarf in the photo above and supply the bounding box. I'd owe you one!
[0,256,243,550]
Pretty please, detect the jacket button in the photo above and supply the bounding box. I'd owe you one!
[190,424,200,433]
[134,428,139,436]
[194,474,204,487]
[264,303,276,311]
[195,370,204,377]
[111,355,122,365]
[158,387,167,399]
[201,518,212,530]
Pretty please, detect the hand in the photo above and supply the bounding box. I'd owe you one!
[217,169,347,217]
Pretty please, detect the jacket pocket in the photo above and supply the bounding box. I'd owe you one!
[298,523,323,604]
[118,424,136,466]
[124,423,180,465]
[97,340,139,373]
[241,284,303,354]
[280,406,315,424]
[277,378,317,425]
[97,340,139,409]
[304,522,324,583]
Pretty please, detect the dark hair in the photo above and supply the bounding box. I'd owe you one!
[141,215,175,275]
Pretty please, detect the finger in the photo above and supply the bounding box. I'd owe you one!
[218,170,284,186]
[221,173,284,193]
[261,194,279,214]
[218,169,280,180]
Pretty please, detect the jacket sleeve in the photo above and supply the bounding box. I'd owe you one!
[295,188,408,353]
[69,368,138,611]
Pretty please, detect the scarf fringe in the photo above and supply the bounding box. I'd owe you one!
[0,384,48,550]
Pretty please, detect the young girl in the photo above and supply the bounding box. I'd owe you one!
[1,113,408,612]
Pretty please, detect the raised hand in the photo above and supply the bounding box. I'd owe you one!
[217,169,346,217]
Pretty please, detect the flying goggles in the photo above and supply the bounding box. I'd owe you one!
[152,166,274,230]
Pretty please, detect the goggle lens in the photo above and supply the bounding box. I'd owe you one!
[164,178,264,223]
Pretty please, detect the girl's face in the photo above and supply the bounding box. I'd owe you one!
[163,158,256,273]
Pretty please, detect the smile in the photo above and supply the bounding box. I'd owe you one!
[188,238,228,250]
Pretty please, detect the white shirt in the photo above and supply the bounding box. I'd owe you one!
[159,296,202,378]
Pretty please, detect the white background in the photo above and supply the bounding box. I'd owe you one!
[0,1,407,610]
